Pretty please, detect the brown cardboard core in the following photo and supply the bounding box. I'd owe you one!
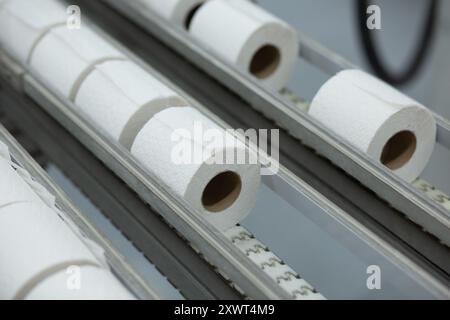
[184,4,202,30]
[249,45,281,79]
[202,171,242,212]
[380,131,417,170]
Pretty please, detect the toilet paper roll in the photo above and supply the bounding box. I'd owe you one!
[189,0,298,90]
[309,69,436,182]
[139,0,206,28]
[0,202,101,299]
[0,0,67,64]
[131,106,261,231]
[0,158,41,207]
[75,60,187,149]
[30,25,125,99]
[25,266,134,300]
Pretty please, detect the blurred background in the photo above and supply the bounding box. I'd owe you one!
[259,0,450,119]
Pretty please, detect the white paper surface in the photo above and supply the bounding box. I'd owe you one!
[131,106,261,231]
[25,266,134,300]
[0,158,41,208]
[139,0,206,27]
[0,0,67,64]
[0,201,101,299]
[75,60,187,149]
[30,25,125,99]
[189,0,298,90]
[309,70,436,182]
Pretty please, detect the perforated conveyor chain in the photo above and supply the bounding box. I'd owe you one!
[224,226,325,300]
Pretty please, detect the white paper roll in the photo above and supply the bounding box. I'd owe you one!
[139,0,206,28]
[0,158,41,207]
[189,0,298,90]
[25,266,134,300]
[0,0,67,64]
[131,106,261,231]
[75,60,187,149]
[309,69,436,182]
[0,202,101,299]
[30,25,125,99]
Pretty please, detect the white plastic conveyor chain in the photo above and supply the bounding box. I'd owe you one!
[413,180,450,213]
[225,226,325,300]
[279,88,310,113]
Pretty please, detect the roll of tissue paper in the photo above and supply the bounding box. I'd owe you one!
[75,60,187,149]
[189,0,298,90]
[25,266,134,300]
[131,106,261,231]
[0,0,67,64]
[309,69,436,182]
[0,202,101,299]
[0,158,41,207]
[140,0,206,28]
[30,25,125,100]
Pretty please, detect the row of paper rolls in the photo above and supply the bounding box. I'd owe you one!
[0,0,436,213]
[0,0,437,229]
[0,142,133,299]
[138,0,299,91]
[138,0,436,181]
[0,0,438,299]
[0,0,261,299]
[0,0,261,231]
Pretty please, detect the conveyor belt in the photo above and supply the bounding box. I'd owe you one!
[72,0,450,279]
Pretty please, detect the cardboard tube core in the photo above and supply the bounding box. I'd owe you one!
[250,45,281,79]
[202,171,242,212]
[380,130,417,170]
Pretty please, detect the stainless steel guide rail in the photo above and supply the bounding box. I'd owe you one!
[85,0,450,274]
[0,120,158,300]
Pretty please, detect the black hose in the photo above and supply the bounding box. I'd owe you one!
[356,0,439,86]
